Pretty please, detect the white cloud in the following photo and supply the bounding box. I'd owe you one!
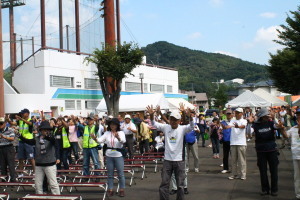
[254,26,282,44]
[260,12,277,19]
[209,0,224,7]
[187,32,202,40]
[214,51,239,58]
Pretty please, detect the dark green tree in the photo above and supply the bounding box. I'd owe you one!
[85,42,144,116]
[268,6,300,94]
[213,84,228,108]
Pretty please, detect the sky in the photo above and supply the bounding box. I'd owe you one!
[1,0,299,69]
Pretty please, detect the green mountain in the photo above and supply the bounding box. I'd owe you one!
[141,41,268,95]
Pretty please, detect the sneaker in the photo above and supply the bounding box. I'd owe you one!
[220,163,224,167]
[169,190,177,195]
[271,192,278,196]
[228,175,239,180]
[221,170,229,174]
[247,138,250,142]
[185,168,189,173]
[260,191,269,196]
[184,188,189,194]
[240,177,246,180]
[195,168,199,173]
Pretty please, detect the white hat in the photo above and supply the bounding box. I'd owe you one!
[170,111,181,120]
[124,114,131,119]
[108,115,113,119]
[235,108,244,113]
[0,117,5,123]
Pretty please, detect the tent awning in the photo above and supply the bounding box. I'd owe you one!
[226,90,272,108]
[167,98,195,111]
[253,88,287,107]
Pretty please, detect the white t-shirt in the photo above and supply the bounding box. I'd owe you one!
[155,136,164,150]
[97,131,126,157]
[228,118,248,146]
[287,126,300,160]
[152,120,193,161]
[121,122,136,135]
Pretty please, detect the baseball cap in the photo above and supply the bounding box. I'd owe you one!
[21,108,30,114]
[0,117,5,123]
[170,111,181,120]
[124,114,131,119]
[235,108,243,113]
[256,108,270,118]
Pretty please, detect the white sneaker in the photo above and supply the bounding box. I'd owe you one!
[220,163,224,167]
[185,168,189,173]
[221,170,229,174]
[228,175,239,180]
[247,139,250,142]
[195,168,199,173]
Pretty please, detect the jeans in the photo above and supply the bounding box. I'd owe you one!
[0,145,16,181]
[198,132,205,147]
[159,160,186,200]
[35,165,60,195]
[106,156,125,190]
[186,143,199,170]
[69,142,79,163]
[257,151,279,193]
[222,141,231,170]
[211,137,220,154]
[293,159,300,199]
[83,147,100,175]
[57,148,70,170]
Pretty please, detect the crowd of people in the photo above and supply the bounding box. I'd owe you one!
[0,104,299,200]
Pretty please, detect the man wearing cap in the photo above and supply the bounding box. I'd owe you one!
[146,105,193,200]
[0,117,17,182]
[223,107,248,180]
[20,120,60,194]
[282,108,300,199]
[121,114,137,159]
[251,107,284,196]
[78,116,101,176]
[220,109,233,174]
[8,108,35,173]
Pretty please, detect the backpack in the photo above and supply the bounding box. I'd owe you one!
[185,130,196,145]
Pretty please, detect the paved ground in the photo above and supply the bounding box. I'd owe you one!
[6,139,297,200]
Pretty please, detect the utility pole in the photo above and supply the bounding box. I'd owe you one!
[40,0,46,49]
[9,0,15,71]
[59,0,63,51]
[116,0,121,45]
[66,25,70,51]
[0,0,4,116]
[75,0,80,54]
[104,0,115,47]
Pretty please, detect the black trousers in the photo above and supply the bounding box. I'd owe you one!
[125,134,134,159]
[222,141,231,170]
[139,139,149,154]
[257,151,279,193]
[0,145,16,181]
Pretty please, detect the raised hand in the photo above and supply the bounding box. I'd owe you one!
[156,105,161,115]
[146,105,155,115]
[179,103,185,113]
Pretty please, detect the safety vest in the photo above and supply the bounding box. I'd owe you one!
[19,119,33,139]
[83,125,98,149]
[54,127,71,148]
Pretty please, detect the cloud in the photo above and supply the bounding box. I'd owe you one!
[260,12,277,19]
[214,51,239,58]
[209,0,224,7]
[254,26,282,44]
[186,32,202,40]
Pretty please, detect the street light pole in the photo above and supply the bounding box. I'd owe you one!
[139,73,144,94]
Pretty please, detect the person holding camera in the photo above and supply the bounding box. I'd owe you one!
[0,117,17,182]
[20,120,60,194]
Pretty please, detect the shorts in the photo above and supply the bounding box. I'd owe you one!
[18,141,35,160]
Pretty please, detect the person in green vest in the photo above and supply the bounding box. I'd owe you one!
[8,108,36,173]
[79,115,100,176]
[53,117,70,170]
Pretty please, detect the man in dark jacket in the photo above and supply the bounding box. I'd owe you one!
[20,120,60,194]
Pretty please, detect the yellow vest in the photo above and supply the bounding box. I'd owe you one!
[54,127,71,148]
[83,125,98,148]
[19,119,33,139]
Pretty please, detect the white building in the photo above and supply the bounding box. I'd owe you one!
[6,49,186,117]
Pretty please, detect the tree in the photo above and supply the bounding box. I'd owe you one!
[213,84,228,108]
[268,6,300,94]
[85,42,144,116]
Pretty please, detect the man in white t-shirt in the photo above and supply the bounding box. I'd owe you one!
[283,108,300,199]
[120,115,137,159]
[223,107,247,180]
[147,105,193,200]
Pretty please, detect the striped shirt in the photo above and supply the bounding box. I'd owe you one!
[0,127,15,146]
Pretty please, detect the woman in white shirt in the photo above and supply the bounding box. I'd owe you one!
[92,118,126,197]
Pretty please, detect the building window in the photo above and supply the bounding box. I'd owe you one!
[76,100,82,110]
[65,100,75,110]
[84,78,101,89]
[85,100,100,109]
[150,84,164,93]
[50,75,74,88]
[125,82,140,92]
[143,83,148,92]
[167,85,173,93]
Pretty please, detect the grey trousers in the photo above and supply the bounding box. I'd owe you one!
[186,143,199,170]
[159,160,186,200]
[231,145,247,178]
[35,165,60,195]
